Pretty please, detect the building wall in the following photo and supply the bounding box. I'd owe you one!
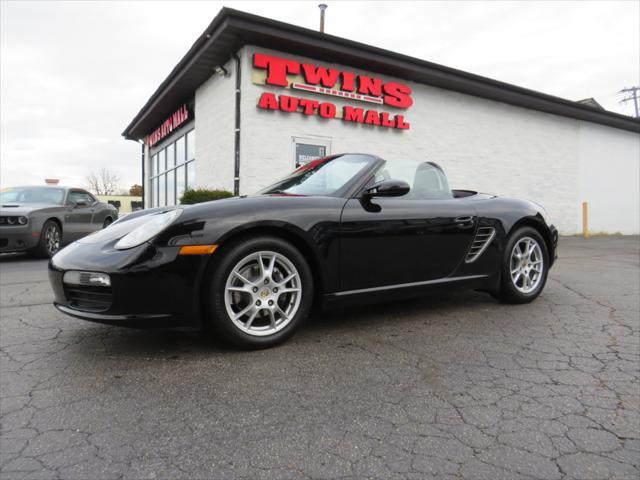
[194,58,236,193]
[578,122,640,234]
[239,45,589,232]
[97,195,142,214]
[184,44,638,234]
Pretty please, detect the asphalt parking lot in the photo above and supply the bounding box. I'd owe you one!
[1,237,638,480]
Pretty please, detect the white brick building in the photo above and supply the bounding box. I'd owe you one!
[123,8,640,235]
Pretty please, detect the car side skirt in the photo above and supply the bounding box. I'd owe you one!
[322,274,493,308]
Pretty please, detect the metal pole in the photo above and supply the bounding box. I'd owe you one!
[582,202,589,238]
[319,4,327,33]
[233,54,241,196]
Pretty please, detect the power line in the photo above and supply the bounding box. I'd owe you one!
[619,86,639,118]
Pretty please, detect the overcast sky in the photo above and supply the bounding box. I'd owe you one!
[1,0,638,190]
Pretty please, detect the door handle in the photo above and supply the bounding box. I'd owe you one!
[455,216,474,228]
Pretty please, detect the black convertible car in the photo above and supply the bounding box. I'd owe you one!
[49,154,557,348]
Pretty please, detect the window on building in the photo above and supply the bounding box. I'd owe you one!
[166,169,175,206]
[186,160,195,191]
[151,154,157,176]
[176,165,185,204]
[149,128,195,208]
[176,136,186,165]
[186,130,195,160]
[166,143,175,169]
[158,174,165,206]
[154,177,159,206]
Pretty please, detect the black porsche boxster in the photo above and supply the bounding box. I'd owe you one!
[49,154,558,348]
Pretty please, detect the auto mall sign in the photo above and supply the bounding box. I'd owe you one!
[253,53,412,130]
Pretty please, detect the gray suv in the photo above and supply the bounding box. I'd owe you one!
[0,186,118,258]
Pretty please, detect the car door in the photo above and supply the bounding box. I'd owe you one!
[82,192,106,232]
[339,161,477,292]
[64,190,95,240]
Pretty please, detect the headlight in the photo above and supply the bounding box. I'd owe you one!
[63,271,111,287]
[114,209,182,250]
[18,216,28,225]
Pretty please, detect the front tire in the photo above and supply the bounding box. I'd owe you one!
[205,236,314,349]
[494,226,549,304]
[33,220,61,258]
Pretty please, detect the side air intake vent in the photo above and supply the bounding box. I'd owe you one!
[465,227,496,263]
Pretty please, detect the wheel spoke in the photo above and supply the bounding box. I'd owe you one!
[233,270,254,287]
[268,310,276,328]
[277,272,298,286]
[276,306,289,321]
[232,304,254,320]
[278,287,300,293]
[228,285,251,293]
[265,254,276,279]
[513,272,522,285]
[245,309,259,329]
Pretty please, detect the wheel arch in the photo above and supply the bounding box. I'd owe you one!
[44,216,63,235]
[507,215,554,264]
[200,222,328,309]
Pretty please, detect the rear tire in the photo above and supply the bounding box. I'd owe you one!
[493,226,549,304]
[205,236,313,349]
[103,217,113,228]
[33,220,62,258]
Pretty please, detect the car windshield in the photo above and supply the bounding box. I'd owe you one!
[374,159,452,199]
[259,154,375,196]
[0,187,66,205]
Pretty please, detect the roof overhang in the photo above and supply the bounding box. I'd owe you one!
[123,7,640,140]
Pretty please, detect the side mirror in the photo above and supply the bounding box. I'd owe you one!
[363,179,410,198]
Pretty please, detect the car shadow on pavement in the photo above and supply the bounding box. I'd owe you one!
[65,290,498,359]
[0,252,42,263]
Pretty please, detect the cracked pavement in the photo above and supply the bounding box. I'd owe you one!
[1,237,638,479]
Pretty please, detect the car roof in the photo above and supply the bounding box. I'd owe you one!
[9,186,87,191]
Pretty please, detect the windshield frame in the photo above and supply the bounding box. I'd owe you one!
[0,187,67,205]
[258,154,382,199]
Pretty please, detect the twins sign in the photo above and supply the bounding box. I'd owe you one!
[253,53,413,130]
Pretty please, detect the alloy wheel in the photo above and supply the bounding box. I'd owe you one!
[509,236,544,294]
[45,224,61,256]
[224,251,302,336]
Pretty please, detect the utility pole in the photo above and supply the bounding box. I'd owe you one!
[619,86,640,118]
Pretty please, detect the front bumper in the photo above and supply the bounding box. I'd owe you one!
[0,226,38,253]
[48,241,211,328]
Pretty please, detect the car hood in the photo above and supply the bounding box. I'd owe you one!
[0,203,61,215]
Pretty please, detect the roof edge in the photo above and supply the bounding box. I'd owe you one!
[123,7,640,139]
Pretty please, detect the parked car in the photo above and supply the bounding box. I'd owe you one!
[49,154,557,348]
[0,186,118,258]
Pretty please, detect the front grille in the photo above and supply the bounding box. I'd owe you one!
[0,239,7,248]
[465,227,496,263]
[64,285,112,312]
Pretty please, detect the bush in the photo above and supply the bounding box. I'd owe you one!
[179,188,234,205]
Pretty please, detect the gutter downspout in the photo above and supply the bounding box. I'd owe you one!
[233,53,241,196]
[139,141,145,209]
